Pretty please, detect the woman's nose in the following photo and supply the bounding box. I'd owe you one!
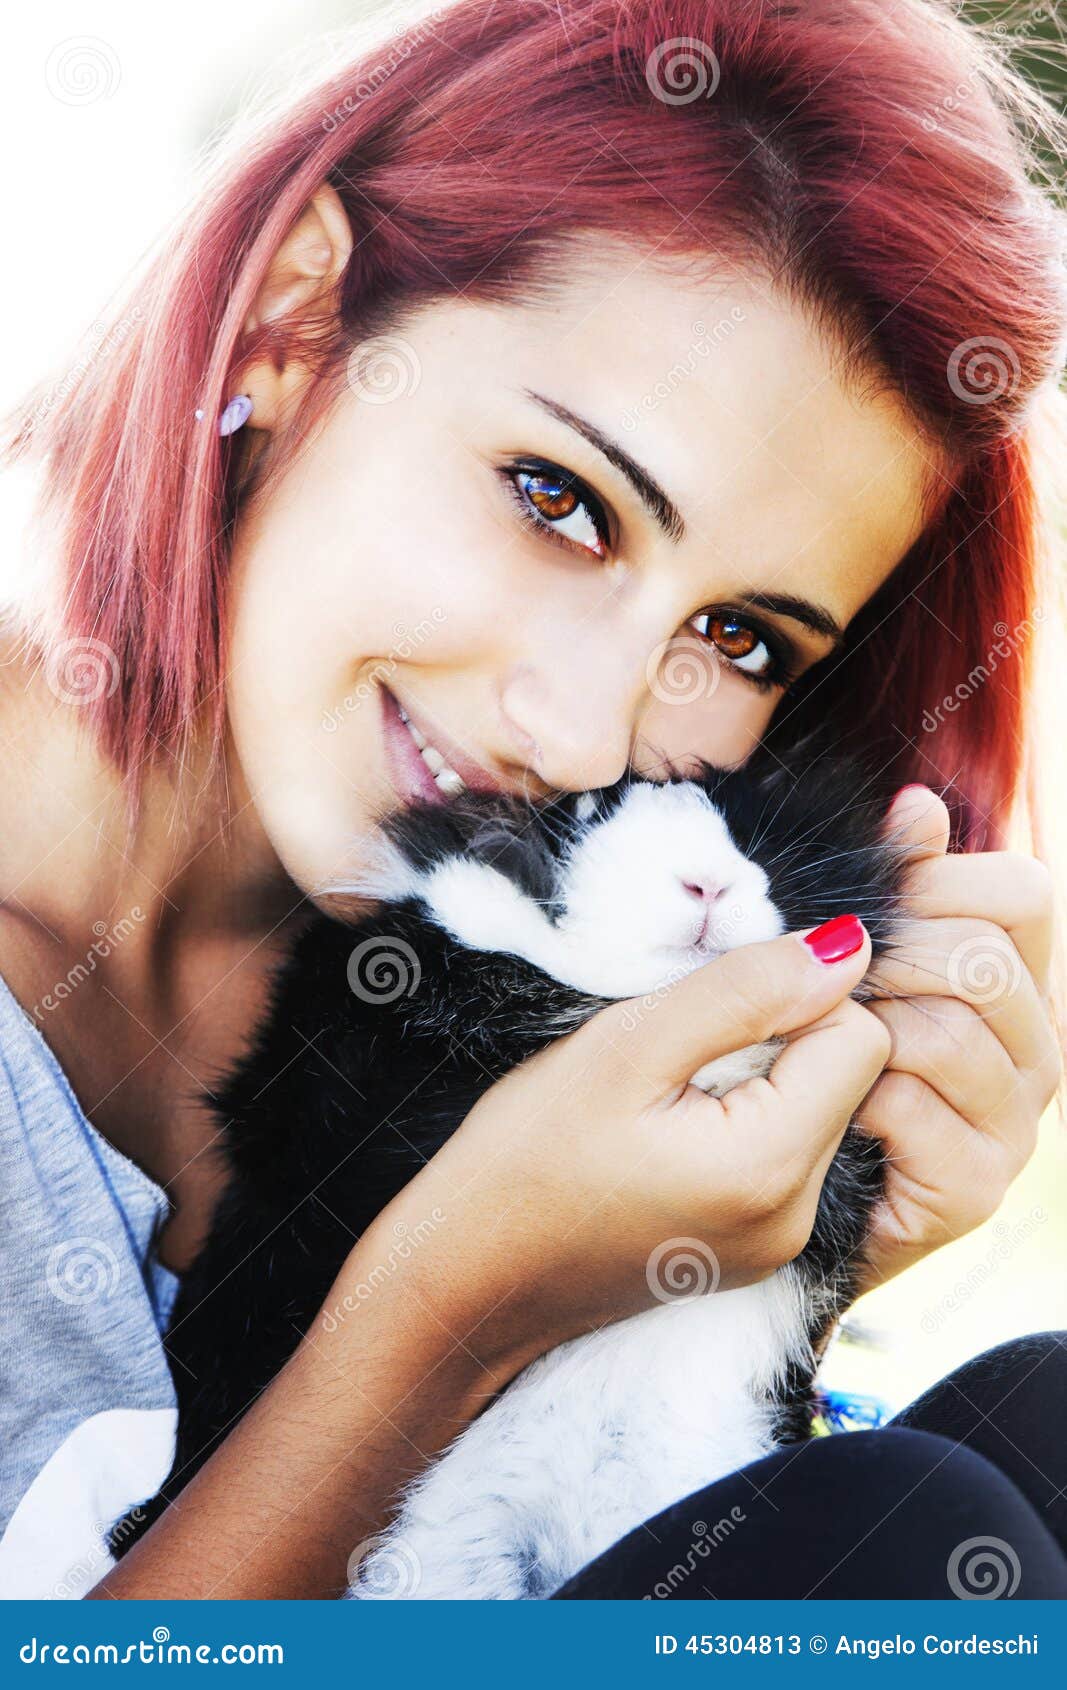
[497,659,639,792]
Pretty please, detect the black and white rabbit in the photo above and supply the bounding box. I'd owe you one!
[118,745,910,1596]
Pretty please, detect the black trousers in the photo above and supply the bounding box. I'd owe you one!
[552,1332,1067,1599]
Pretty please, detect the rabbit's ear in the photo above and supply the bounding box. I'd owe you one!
[468,821,559,908]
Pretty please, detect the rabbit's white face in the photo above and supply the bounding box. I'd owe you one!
[407,780,783,999]
[550,782,783,994]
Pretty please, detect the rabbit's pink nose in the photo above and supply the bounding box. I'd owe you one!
[681,878,727,904]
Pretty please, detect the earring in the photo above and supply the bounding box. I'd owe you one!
[217,394,254,436]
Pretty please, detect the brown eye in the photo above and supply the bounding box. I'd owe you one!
[688,610,780,682]
[707,615,757,660]
[528,479,579,521]
[505,463,610,557]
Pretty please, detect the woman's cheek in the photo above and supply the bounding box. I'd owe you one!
[636,669,781,772]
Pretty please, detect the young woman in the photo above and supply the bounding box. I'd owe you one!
[0,0,1064,1600]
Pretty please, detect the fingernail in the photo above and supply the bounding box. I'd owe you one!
[893,783,929,801]
[802,914,866,964]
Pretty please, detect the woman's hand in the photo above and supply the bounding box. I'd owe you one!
[855,784,1062,1294]
[366,919,891,1378]
[96,920,891,1600]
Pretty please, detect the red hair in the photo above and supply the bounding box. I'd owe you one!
[3,0,1065,847]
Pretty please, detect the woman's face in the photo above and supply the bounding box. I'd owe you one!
[224,249,939,903]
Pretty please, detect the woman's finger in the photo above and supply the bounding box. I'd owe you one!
[882,851,1055,995]
[865,916,1053,1076]
[604,919,873,1097]
[881,783,951,865]
[714,996,892,1187]
[855,1067,1006,1237]
[864,994,1035,1165]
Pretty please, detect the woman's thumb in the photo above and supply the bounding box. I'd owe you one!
[609,915,871,1092]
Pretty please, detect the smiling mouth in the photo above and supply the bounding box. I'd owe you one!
[395,702,468,798]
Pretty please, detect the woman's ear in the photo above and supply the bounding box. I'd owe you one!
[236,181,353,432]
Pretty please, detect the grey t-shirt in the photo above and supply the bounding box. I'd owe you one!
[0,970,179,1598]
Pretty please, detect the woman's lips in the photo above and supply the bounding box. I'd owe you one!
[378,684,546,805]
[380,685,450,806]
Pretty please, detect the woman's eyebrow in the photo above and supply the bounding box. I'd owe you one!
[520,390,845,649]
[740,591,846,649]
[521,388,686,543]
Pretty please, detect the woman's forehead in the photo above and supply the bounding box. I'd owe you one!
[411,253,939,620]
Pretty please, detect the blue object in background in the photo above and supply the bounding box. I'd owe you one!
[813,1389,892,1435]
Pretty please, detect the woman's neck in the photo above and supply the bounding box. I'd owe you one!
[0,633,305,972]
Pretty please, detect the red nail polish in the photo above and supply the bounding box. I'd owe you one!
[803,914,865,963]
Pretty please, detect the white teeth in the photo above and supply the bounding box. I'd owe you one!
[396,702,466,795]
[396,703,427,748]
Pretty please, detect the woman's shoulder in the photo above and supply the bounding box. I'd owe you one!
[0,917,163,1206]
[0,910,182,1369]
[0,935,179,1594]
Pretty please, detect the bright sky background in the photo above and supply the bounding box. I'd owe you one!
[0,0,407,412]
